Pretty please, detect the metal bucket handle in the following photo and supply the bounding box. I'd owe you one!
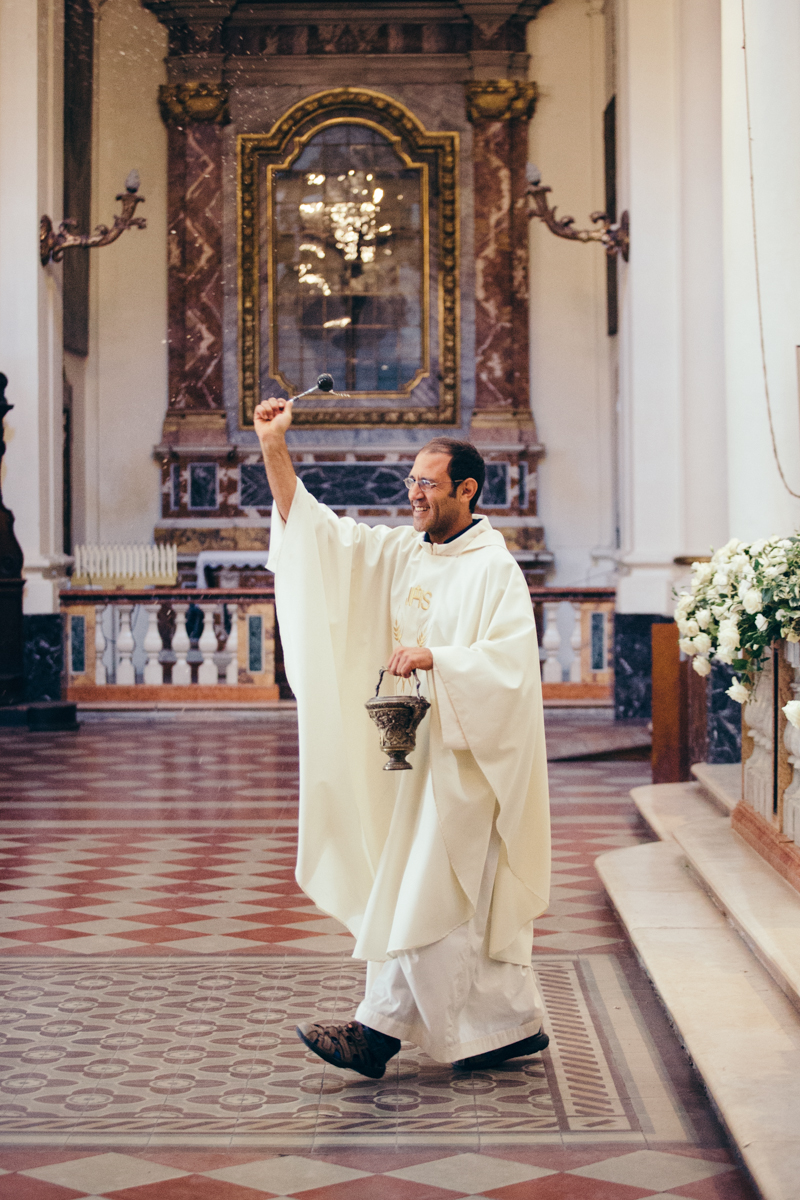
[374,667,424,698]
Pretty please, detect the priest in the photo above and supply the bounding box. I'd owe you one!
[258,395,551,1079]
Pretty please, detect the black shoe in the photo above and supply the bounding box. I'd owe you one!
[296,1019,401,1079]
[452,1028,549,1070]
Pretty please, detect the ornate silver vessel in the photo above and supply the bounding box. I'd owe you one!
[365,668,430,770]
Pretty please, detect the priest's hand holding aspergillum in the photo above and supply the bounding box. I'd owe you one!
[256,397,297,523]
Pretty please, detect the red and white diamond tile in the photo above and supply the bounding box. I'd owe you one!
[0,722,756,1199]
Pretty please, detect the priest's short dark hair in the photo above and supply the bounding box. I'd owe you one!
[422,438,486,512]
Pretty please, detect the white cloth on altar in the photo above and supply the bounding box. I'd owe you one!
[356,819,544,1062]
[267,479,550,970]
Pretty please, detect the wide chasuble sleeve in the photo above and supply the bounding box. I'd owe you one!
[268,479,550,967]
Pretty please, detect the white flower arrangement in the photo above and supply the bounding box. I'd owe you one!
[673,535,800,707]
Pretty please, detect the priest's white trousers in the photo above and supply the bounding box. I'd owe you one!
[355,826,544,1063]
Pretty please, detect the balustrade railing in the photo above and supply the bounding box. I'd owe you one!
[529,587,615,705]
[61,584,614,707]
[728,641,800,892]
[60,589,279,702]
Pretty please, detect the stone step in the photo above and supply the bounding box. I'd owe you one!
[674,816,800,1015]
[598,839,800,1200]
[691,761,741,814]
[631,780,724,841]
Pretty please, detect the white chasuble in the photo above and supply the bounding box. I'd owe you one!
[268,480,550,969]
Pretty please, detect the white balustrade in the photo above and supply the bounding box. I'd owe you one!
[142,603,164,685]
[197,604,220,684]
[541,602,563,683]
[569,601,582,683]
[116,605,136,686]
[94,604,107,685]
[64,587,608,703]
[172,603,192,686]
[743,658,775,822]
[783,641,800,846]
[225,604,239,685]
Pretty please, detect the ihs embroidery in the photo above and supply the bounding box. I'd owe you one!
[405,585,432,610]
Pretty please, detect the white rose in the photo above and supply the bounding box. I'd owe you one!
[679,637,696,655]
[713,571,729,589]
[750,538,767,555]
[683,619,700,637]
[692,563,714,586]
[692,656,712,677]
[692,632,712,656]
[718,617,740,652]
[783,700,800,729]
[755,613,768,632]
[695,608,711,629]
[742,588,763,614]
[727,677,750,704]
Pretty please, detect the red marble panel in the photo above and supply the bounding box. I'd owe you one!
[167,125,224,411]
[473,119,514,414]
[166,124,187,412]
[510,115,532,413]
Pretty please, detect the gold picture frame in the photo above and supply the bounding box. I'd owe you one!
[238,88,459,428]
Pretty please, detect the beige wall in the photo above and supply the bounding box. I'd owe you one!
[67,0,167,546]
[528,0,616,588]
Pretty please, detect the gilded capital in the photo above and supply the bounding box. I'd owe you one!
[465,80,537,122]
[159,81,230,127]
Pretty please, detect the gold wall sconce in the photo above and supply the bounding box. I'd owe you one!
[40,170,146,266]
[526,164,629,261]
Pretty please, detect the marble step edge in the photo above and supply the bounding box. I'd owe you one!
[630,780,726,842]
[597,839,800,1200]
[691,762,741,814]
[672,816,800,1016]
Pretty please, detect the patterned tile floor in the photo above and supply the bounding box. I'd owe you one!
[0,716,756,1199]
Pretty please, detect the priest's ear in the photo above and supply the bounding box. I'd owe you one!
[458,477,479,508]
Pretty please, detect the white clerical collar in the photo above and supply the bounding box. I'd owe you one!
[423,518,480,545]
[420,515,495,556]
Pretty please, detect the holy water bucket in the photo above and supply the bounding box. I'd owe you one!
[365,668,430,771]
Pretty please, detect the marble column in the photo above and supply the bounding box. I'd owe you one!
[465,77,549,574]
[467,80,538,446]
[160,87,228,422]
[615,0,728,614]
[721,0,800,538]
[145,0,234,464]
[0,0,69,614]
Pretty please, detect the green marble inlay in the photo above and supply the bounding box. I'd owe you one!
[248,615,263,674]
[591,611,605,672]
[71,614,86,675]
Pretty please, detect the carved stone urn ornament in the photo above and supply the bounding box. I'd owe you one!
[365,668,431,771]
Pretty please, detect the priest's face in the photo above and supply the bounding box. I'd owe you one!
[408,451,473,542]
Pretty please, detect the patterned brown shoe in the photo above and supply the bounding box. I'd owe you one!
[296,1020,401,1079]
[452,1028,549,1070]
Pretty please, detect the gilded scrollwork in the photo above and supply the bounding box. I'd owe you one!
[465,80,537,123]
[238,88,459,429]
[158,82,230,127]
